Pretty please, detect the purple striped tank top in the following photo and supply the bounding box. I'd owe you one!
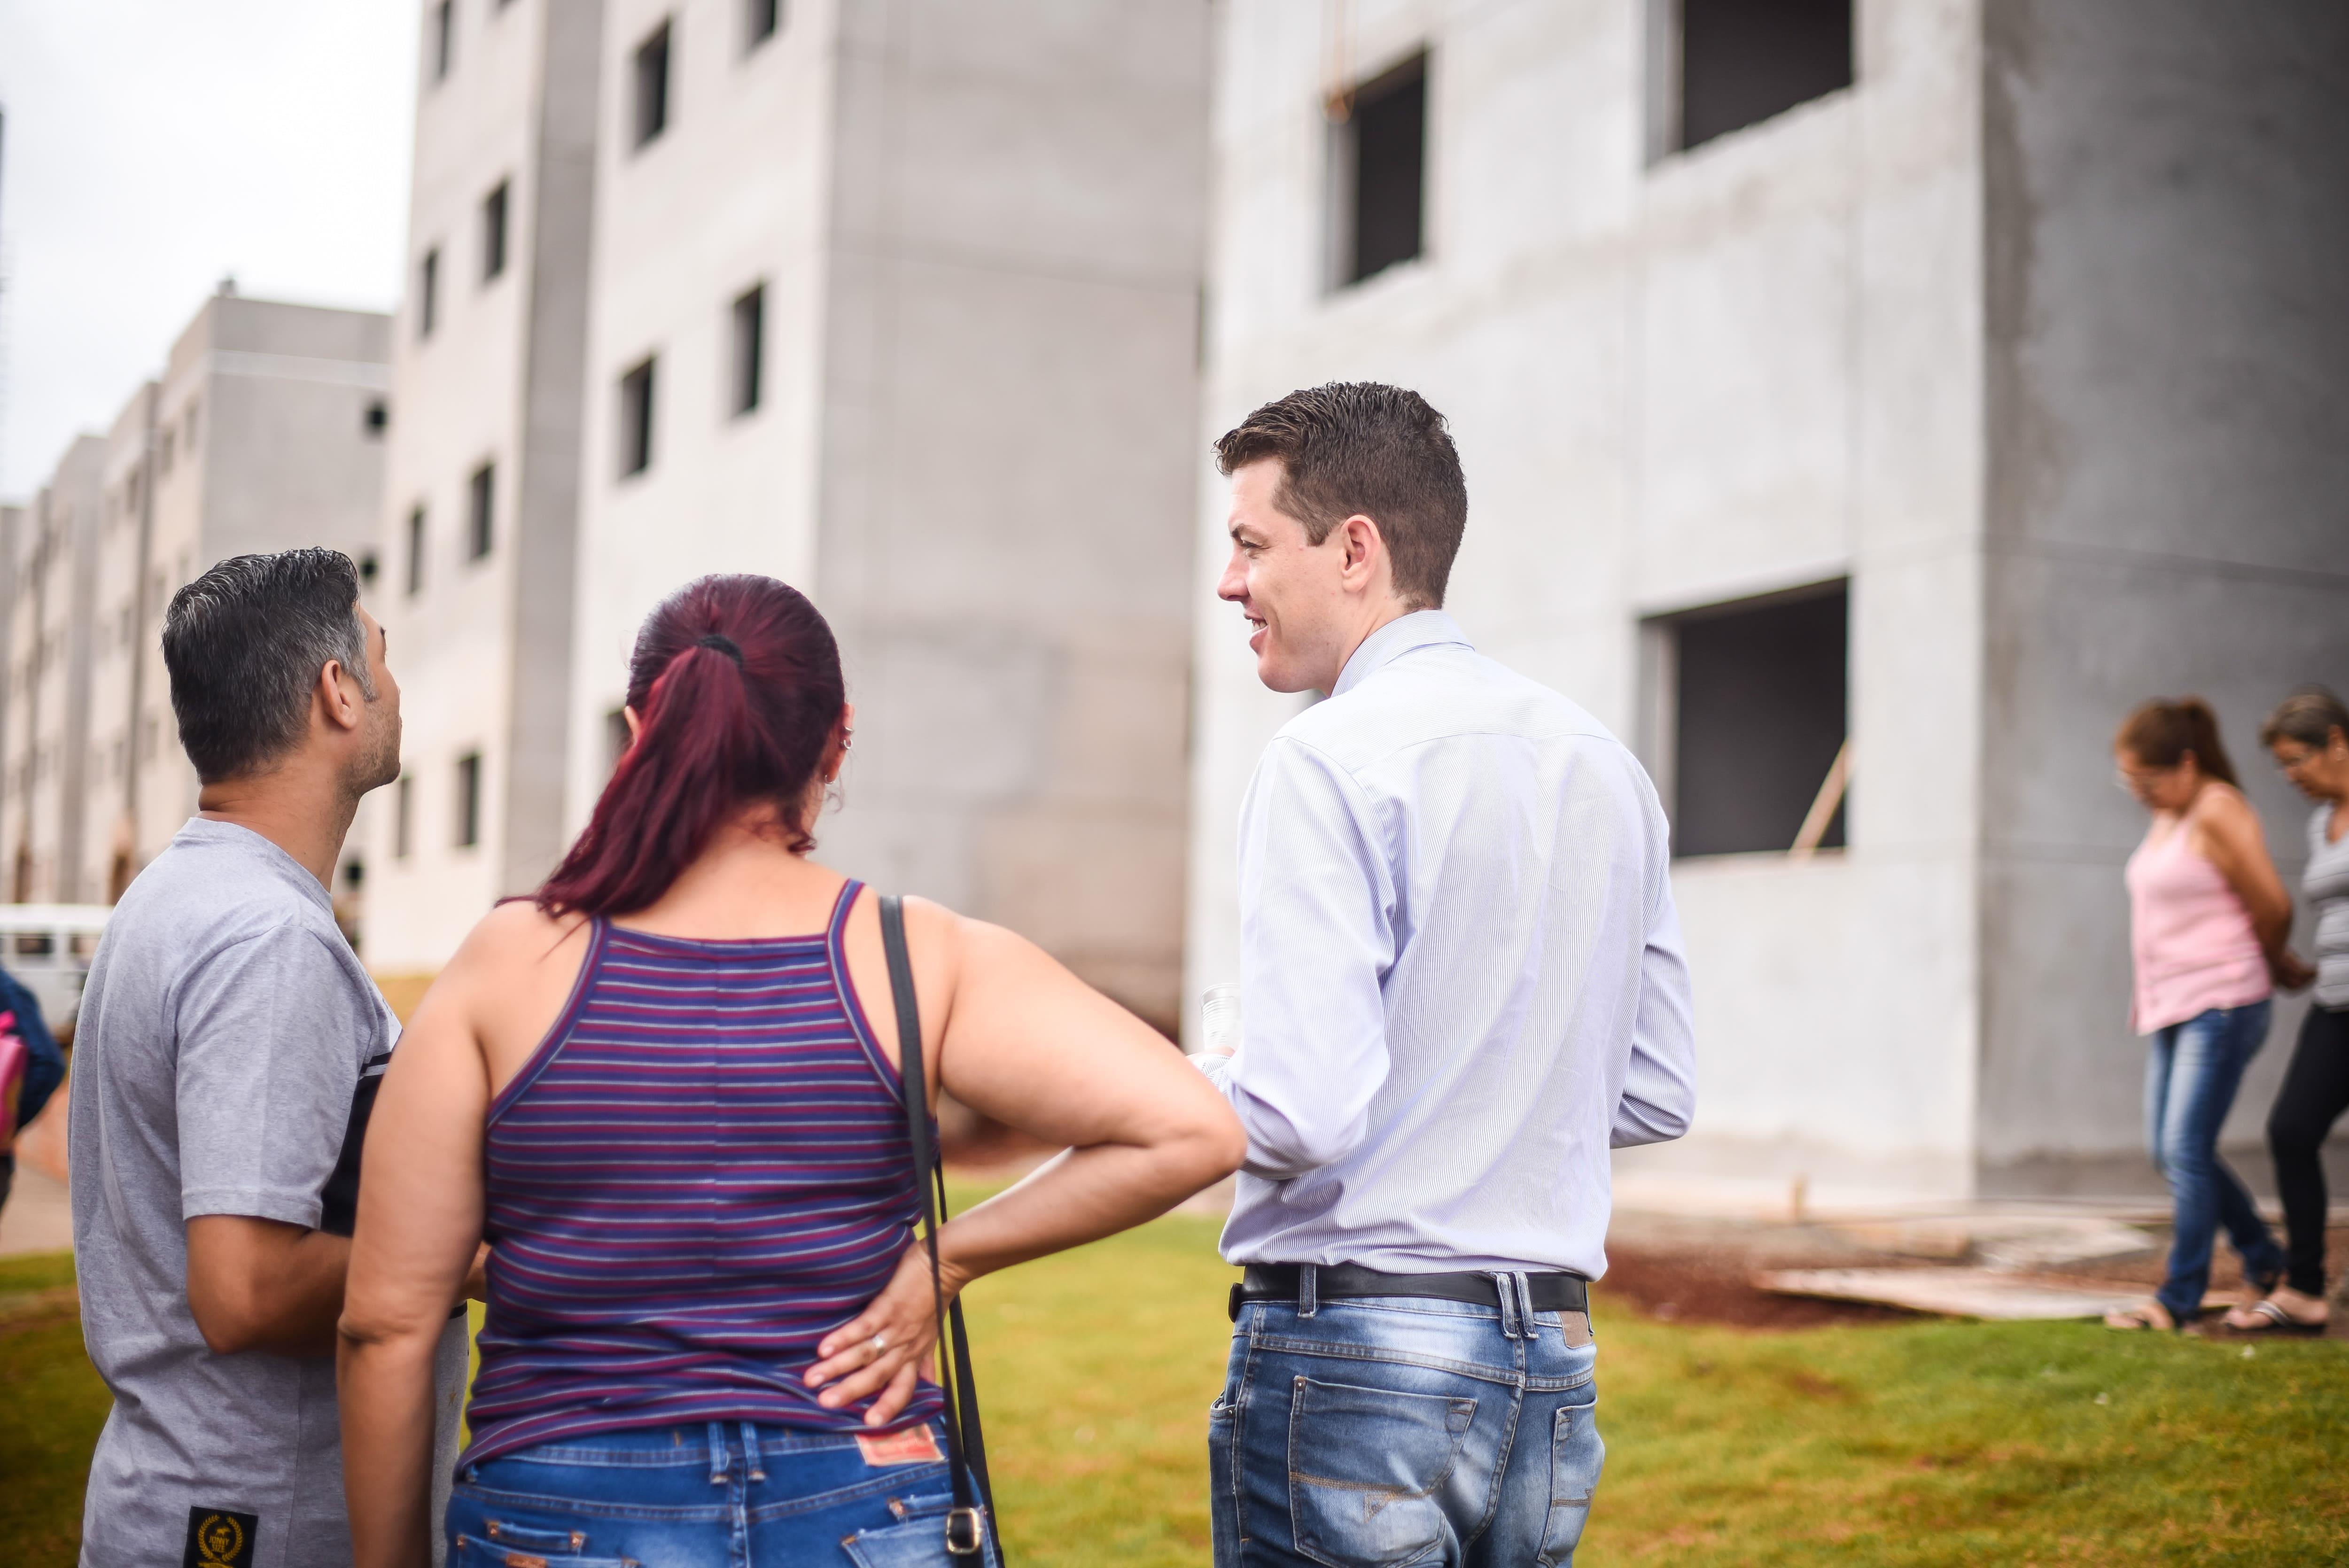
[461,879,941,1464]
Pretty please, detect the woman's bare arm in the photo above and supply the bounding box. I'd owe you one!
[2196,786,2296,959]
[338,904,571,1568]
[807,900,1244,1420]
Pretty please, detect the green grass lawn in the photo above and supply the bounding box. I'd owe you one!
[8,1202,2348,1567]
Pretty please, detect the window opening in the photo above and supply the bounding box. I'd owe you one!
[419,248,441,338]
[467,463,496,559]
[432,0,455,83]
[730,286,764,417]
[1651,581,1848,857]
[366,399,389,436]
[455,753,482,849]
[406,506,428,596]
[619,358,657,476]
[1674,0,1852,152]
[746,0,780,49]
[633,21,673,148]
[395,773,414,859]
[482,179,510,281]
[1333,53,1427,288]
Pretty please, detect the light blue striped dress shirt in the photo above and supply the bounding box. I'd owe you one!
[1198,610,1696,1279]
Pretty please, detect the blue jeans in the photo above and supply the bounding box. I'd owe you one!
[446,1421,999,1568]
[1209,1278,1602,1567]
[2145,1001,2286,1323]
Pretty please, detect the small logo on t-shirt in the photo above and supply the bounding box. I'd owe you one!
[183,1508,257,1568]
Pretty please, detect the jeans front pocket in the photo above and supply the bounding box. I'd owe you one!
[1286,1375,1477,1568]
[1535,1397,1605,1567]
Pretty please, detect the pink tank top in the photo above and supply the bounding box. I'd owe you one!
[2124,813,2269,1033]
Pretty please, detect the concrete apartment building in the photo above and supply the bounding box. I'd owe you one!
[373,0,1207,1028]
[0,290,393,916]
[1186,0,2349,1198]
[1,438,102,904]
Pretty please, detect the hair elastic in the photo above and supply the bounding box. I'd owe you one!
[695,633,744,665]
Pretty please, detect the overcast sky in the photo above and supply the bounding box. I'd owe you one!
[0,1,417,500]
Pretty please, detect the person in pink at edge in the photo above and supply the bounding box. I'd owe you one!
[2106,697,2310,1331]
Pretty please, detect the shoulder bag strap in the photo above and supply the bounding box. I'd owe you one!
[878,893,998,1561]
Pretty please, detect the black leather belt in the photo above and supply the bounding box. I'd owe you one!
[1230,1263,1589,1322]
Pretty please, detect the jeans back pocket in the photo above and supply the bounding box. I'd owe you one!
[1286,1375,1477,1568]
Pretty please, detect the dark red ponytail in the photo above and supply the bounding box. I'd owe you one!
[537,574,846,917]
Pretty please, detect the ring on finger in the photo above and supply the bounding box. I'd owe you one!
[870,1331,888,1355]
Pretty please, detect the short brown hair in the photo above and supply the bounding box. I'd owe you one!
[1214,382,1468,609]
[2116,696,2240,786]
[2260,684,2349,750]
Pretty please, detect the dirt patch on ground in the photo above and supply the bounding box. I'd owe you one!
[1600,1215,2349,1335]
[1598,1248,1921,1330]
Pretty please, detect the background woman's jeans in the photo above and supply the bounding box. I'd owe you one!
[2146,1001,2285,1323]
[446,1420,998,1568]
[1209,1283,1602,1567]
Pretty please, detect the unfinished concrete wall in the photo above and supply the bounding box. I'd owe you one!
[1190,0,1987,1199]
[1978,0,2349,1182]
[815,0,1208,1029]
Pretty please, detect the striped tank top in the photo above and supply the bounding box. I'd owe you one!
[462,879,941,1464]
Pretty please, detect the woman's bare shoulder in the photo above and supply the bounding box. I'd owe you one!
[448,899,594,978]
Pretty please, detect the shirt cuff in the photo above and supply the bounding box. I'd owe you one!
[181,1188,325,1230]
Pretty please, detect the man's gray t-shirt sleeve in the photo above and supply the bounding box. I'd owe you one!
[176,922,373,1227]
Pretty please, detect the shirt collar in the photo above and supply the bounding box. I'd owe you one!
[1330,609,1472,698]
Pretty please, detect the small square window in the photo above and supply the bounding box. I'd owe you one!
[1673,0,1853,153]
[467,463,496,559]
[419,248,441,338]
[730,286,765,417]
[481,180,510,282]
[365,399,389,436]
[1331,54,1428,289]
[618,358,657,476]
[633,21,673,148]
[1647,581,1849,857]
[745,0,780,49]
[358,551,380,588]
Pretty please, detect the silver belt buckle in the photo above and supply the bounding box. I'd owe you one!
[944,1505,986,1558]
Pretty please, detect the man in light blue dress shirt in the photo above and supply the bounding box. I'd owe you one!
[1192,384,1697,1567]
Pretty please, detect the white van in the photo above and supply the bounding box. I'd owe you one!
[0,904,112,1031]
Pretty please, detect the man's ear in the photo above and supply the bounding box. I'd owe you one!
[319,660,366,735]
[1337,514,1387,589]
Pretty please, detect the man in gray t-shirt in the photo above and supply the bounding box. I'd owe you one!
[69,551,464,1568]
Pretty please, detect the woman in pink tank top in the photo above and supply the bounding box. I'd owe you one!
[2107,698,2300,1331]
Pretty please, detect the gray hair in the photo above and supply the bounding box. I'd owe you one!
[162,549,372,783]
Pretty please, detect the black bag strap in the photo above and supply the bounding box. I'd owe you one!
[878,893,997,1561]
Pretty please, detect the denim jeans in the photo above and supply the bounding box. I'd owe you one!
[1208,1276,1602,1567]
[445,1420,999,1568]
[2146,1001,2286,1323]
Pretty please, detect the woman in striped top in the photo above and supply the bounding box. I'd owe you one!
[336,575,1244,1568]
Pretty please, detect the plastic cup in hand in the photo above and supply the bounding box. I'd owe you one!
[1201,983,1242,1057]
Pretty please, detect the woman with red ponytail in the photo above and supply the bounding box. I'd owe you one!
[336,574,1245,1568]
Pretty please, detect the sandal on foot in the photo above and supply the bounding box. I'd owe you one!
[2103,1300,2177,1332]
[2222,1297,2326,1335]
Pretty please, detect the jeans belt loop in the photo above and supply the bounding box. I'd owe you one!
[1491,1271,1520,1339]
[739,1420,766,1481]
[1514,1272,1539,1335]
[707,1420,730,1484]
[1298,1262,1319,1319]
